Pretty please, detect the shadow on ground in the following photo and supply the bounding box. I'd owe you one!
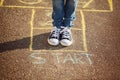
[0,33,65,53]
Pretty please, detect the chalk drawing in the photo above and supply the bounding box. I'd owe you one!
[29,0,113,53]
[30,9,88,52]
[83,0,93,8]
[29,52,47,64]
[63,53,76,64]
[18,0,42,5]
[74,53,85,64]
[0,0,4,6]
[30,9,35,51]
[29,52,93,65]
[85,53,92,65]
[52,53,63,64]
[82,0,113,12]
[0,0,113,53]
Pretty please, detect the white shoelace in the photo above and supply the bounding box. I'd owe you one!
[51,27,60,37]
[60,27,71,38]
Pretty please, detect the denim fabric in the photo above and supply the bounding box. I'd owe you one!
[52,0,78,29]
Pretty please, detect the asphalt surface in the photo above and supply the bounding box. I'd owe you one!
[0,0,120,80]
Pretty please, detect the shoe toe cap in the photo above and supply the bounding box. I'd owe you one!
[60,39,72,46]
[48,39,59,46]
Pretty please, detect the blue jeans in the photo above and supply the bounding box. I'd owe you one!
[52,0,78,29]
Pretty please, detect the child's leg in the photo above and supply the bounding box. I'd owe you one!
[60,0,78,46]
[48,0,65,46]
[52,0,64,29]
[63,0,78,28]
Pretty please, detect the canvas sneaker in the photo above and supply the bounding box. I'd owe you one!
[60,27,73,46]
[48,27,60,46]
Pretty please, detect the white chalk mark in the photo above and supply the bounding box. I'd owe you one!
[52,53,63,64]
[29,52,46,64]
[63,53,76,64]
[74,54,85,64]
[85,53,93,65]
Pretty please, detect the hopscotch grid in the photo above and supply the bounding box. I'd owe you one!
[82,0,113,12]
[30,9,87,52]
[0,0,113,12]
[30,9,35,51]
[83,0,93,8]
[0,0,113,53]
[80,10,88,52]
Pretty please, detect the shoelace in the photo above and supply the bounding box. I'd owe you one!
[60,27,71,38]
[51,28,60,38]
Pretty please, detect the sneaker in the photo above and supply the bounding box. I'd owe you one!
[48,27,60,46]
[60,27,73,46]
